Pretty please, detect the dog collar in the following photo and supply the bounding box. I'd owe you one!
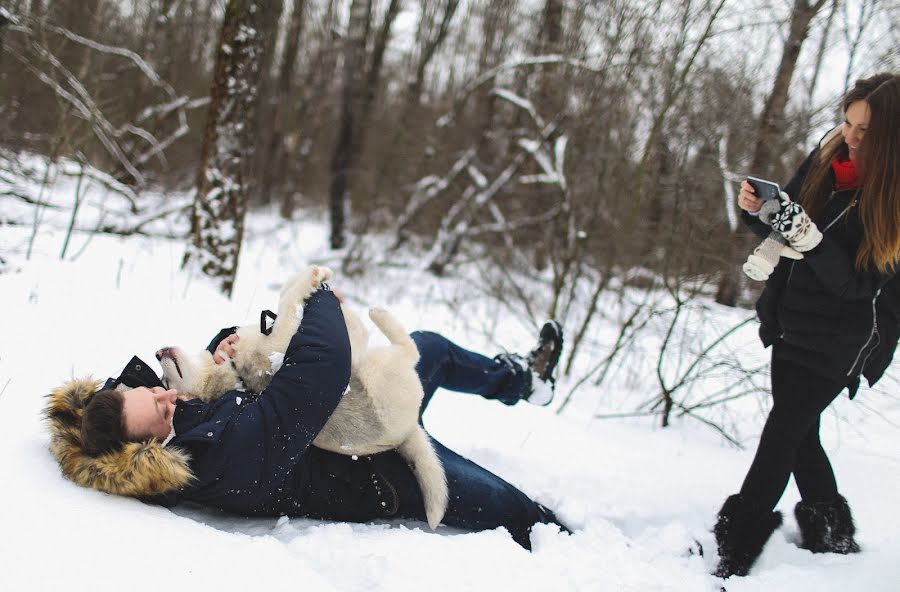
[260,309,277,336]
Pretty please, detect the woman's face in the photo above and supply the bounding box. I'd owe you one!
[842,100,871,162]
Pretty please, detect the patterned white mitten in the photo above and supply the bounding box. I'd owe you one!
[757,198,783,226]
[770,191,822,252]
[743,231,804,281]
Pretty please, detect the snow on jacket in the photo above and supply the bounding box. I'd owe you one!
[742,138,899,396]
[154,287,352,512]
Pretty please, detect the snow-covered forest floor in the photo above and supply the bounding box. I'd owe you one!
[1,167,899,591]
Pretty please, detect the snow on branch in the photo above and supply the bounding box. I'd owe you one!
[20,41,146,185]
[422,121,563,274]
[717,128,739,232]
[391,148,476,249]
[42,23,162,83]
[1,8,16,25]
[554,135,568,192]
[492,88,545,130]
[5,14,197,185]
[437,54,636,128]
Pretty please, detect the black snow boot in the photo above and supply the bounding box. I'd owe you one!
[712,494,783,578]
[794,495,861,554]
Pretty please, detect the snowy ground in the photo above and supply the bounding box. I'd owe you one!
[1,173,899,591]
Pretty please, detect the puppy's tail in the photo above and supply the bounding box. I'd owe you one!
[368,307,419,362]
[396,426,448,530]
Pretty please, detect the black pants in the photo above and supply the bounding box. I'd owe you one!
[739,349,846,511]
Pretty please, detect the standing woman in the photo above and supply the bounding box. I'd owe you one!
[713,73,900,579]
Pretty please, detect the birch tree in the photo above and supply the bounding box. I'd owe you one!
[185,0,271,296]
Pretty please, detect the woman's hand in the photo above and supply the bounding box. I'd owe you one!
[739,180,764,213]
[213,333,240,365]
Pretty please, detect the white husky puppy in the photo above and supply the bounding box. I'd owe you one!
[158,265,448,529]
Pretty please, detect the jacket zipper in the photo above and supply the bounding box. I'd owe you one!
[817,192,875,377]
[786,192,847,291]
[822,192,850,231]
[847,288,881,377]
[779,193,855,343]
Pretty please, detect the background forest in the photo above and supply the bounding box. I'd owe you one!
[1,0,897,432]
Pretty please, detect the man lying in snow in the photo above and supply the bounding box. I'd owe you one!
[47,284,568,549]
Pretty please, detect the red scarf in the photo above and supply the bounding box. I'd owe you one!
[832,156,860,191]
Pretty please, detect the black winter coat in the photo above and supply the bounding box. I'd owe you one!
[743,148,899,396]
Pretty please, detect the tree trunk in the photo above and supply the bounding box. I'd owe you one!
[750,0,827,176]
[538,0,564,118]
[261,0,306,209]
[0,10,9,66]
[328,0,370,249]
[355,0,401,159]
[369,0,459,203]
[282,0,339,219]
[715,0,827,307]
[407,0,459,105]
[185,0,269,296]
[250,0,284,204]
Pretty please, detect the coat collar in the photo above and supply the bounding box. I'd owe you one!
[172,398,211,435]
[45,377,194,498]
[103,355,164,390]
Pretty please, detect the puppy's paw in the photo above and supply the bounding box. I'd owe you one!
[309,265,333,288]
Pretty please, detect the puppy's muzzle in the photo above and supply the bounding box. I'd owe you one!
[156,347,183,379]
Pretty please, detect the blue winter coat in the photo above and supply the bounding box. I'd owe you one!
[133,288,354,513]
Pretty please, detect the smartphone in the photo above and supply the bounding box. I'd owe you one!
[746,176,781,201]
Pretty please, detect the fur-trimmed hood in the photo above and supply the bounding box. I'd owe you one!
[45,377,193,498]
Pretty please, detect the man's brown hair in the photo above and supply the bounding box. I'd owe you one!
[81,389,126,455]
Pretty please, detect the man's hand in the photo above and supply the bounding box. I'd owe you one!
[212,284,343,367]
[213,334,240,365]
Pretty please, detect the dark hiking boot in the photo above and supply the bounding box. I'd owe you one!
[795,495,861,554]
[524,320,563,406]
[712,494,783,579]
[528,321,563,382]
[494,321,563,406]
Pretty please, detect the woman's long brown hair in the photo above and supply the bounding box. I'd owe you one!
[796,73,900,273]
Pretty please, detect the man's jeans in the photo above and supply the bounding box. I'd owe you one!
[411,330,526,410]
[300,330,564,549]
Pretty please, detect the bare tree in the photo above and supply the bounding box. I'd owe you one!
[250,0,286,202]
[360,0,402,131]
[715,0,830,306]
[0,8,10,66]
[407,0,459,106]
[841,0,880,94]
[185,0,272,296]
[537,0,564,119]
[260,0,307,206]
[752,0,831,177]
[328,0,371,249]
[276,0,341,219]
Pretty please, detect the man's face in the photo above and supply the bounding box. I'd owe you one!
[122,386,181,440]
